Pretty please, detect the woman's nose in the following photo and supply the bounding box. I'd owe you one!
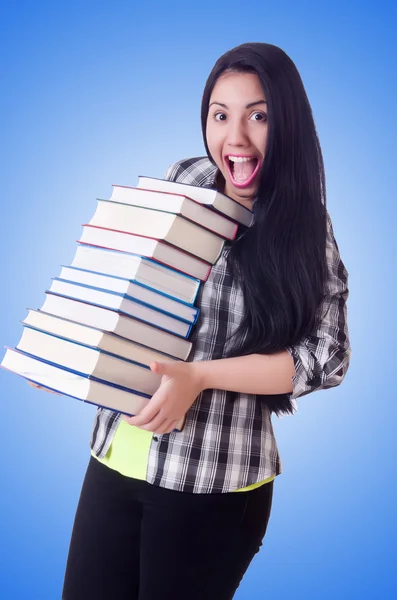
[226,119,249,147]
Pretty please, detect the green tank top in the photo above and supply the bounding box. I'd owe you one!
[92,420,275,492]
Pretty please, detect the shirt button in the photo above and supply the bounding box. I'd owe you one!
[153,435,159,442]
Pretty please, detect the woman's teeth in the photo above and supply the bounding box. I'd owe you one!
[228,156,255,163]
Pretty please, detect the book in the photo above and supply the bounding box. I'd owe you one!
[22,310,178,367]
[1,349,185,429]
[87,199,225,263]
[78,226,211,281]
[16,327,162,395]
[47,279,192,338]
[70,244,200,305]
[109,184,238,240]
[38,293,192,360]
[56,266,199,324]
[137,176,254,227]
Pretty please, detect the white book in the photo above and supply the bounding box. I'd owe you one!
[1,349,185,429]
[78,226,211,281]
[22,310,178,368]
[138,176,254,227]
[87,200,224,263]
[70,244,200,305]
[39,294,192,360]
[47,279,192,338]
[57,266,199,324]
[16,327,161,395]
[109,185,238,240]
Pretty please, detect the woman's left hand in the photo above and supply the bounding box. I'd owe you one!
[122,361,204,434]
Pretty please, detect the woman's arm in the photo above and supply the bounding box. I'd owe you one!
[123,353,295,433]
[191,351,296,396]
[191,210,351,400]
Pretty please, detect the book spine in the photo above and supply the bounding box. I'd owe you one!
[141,255,201,284]
[0,359,144,419]
[62,264,200,308]
[46,290,191,339]
[113,190,238,240]
[20,324,161,370]
[180,209,238,240]
[116,306,190,339]
[78,237,211,281]
[52,278,197,325]
[12,347,153,397]
[131,280,200,315]
[27,313,185,360]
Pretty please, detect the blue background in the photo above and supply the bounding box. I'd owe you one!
[1,1,396,598]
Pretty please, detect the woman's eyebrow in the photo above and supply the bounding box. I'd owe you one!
[209,100,267,109]
[246,100,267,108]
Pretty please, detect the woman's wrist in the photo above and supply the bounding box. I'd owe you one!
[187,360,209,393]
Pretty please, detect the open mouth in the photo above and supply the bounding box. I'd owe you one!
[225,155,261,189]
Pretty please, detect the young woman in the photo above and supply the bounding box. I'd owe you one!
[60,42,351,599]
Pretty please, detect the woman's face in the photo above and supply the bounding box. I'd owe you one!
[206,71,268,210]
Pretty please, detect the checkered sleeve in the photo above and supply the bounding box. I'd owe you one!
[164,157,217,187]
[285,210,352,401]
[164,162,179,181]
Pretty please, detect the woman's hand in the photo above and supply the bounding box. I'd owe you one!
[27,381,62,395]
[122,361,204,434]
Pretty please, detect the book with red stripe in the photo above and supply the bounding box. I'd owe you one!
[109,185,238,240]
[78,225,212,281]
[87,200,225,263]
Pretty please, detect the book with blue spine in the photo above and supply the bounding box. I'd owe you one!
[46,279,193,338]
[14,327,162,395]
[1,348,185,430]
[56,266,199,324]
[70,244,201,305]
[37,293,192,360]
[21,310,182,365]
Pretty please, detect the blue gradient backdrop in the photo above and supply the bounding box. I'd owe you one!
[1,1,395,598]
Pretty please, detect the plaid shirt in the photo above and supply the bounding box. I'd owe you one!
[90,156,352,494]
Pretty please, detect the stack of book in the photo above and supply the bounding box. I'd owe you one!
[1,176,253,430]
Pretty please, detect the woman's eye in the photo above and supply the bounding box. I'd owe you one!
[214,112,227,121]
[250,112,267,122]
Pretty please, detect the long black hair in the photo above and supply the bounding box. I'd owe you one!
[201,43,327,415]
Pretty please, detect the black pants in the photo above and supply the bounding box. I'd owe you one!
[62,456,274,600]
